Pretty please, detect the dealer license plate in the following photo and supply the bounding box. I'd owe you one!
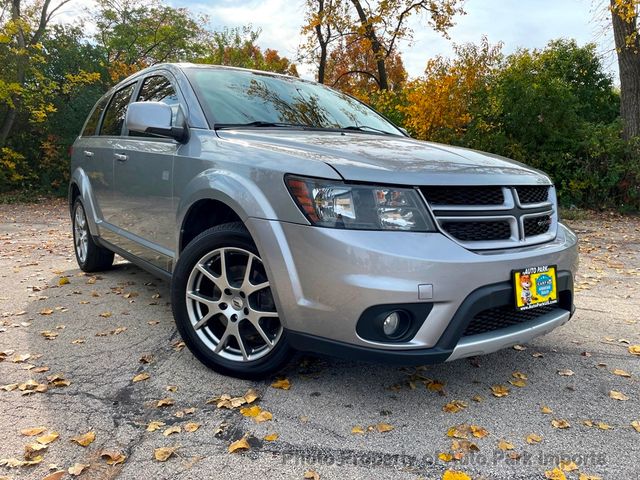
[513,265,558,311]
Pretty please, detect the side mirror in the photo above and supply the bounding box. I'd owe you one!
[125,101,188,143]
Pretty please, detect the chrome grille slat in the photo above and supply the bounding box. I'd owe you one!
[419,185,557,250]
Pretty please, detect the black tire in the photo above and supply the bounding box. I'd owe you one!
[72,198,114,272]
[171,222,292,379]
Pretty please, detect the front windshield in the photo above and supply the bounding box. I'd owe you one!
[187,68,402,135]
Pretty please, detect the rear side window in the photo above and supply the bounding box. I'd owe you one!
[136,75,181,125]
[82,96,108,137]
[100,83,136,136]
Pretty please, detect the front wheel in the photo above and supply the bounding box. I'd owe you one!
[72,199,114,272]
[171,222,292,379]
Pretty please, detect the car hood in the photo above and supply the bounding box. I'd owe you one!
[215,130,552,186]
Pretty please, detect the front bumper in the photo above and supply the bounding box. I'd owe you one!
[246,218,578,362]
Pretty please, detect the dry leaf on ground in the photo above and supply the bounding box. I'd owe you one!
[71,431,95,447]
[228,436,250,453]
[609,390,629,401]
[154,446,179,462]
[271,378,291,390]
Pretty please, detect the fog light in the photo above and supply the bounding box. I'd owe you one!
[383,312,401,337]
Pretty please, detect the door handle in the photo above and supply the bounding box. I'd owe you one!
[83,150,94,157]
[114,153,128,162]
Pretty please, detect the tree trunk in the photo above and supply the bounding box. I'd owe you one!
[350,0,388,89]
[0,0,24,147]
[315,0,327,83]
[611,0,640,141]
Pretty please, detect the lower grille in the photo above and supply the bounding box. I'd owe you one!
[524,214,552,237]
[463,304,557,337]
[441,220,511,242]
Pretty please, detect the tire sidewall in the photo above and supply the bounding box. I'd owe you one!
[72,199,88,270]
[171,225,290,379]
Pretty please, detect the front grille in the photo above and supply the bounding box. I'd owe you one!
[516,186,549,204]
[441,220,511,242]
[524,214,552,237]
[463,304,557,336]
[421,186,504,206]
[420,184,556,249]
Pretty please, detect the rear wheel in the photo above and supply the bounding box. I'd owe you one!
[171,222,291,378]
[72,199,114,272]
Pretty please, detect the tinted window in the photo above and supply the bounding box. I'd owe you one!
[82,96,108,137]
[100,83,136,136]
[187,69,401,135]
[133,75,181,134]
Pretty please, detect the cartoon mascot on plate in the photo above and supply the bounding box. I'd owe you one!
[519,274,533,306]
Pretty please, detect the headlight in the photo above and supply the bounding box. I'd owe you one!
[285,175,436,231]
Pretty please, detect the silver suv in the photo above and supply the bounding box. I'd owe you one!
[69,64,578,378]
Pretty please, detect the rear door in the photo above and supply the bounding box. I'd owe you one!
[93,82,137,227]
[109,73,183,271]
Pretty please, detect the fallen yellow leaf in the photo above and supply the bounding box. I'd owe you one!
[438,452,453,462]
[101,450,126,465]
[71,431,95,447]
[24,442,47,459]
[443,400,467,413]
[304,470,320,480]
[228,436,250,453]
[58,277,70,286]
[99,311,112,318]
[36,432,59,445]
[512,371,528,380]
[351,425,365,434]
[541,406,553,414]
[632,420,640,432]
[559,460,579,472]
[163,425,181,436]
[42,471,65,480]
[271,378,291,390]
[263,433,279,441]
[497,439,514,451]
[526,433,543,444]
[578,473,602,480]
[184,422,201,432]
[68,462,89,476]
[442,470,472,480]
[146,421,165,432]
[240,405,262,417]
[156,397,175,407]
[132,372,150,382]
[628,345,640,356]
[509,379,527,387]
[491,385,509,397]
[557,369,574,376]
[545,467,567,480]
[551,419,570,429]
[154,446,179,462]
[609,390,629,401]
[20,426,46,436]
[612,369,631,377]
[255,411,273,423]
[376,423,394,433]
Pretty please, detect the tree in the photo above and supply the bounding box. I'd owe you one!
[0,0,72,146]
[610,0,640,140]
[301,0,464,90]
[400,37,501,144]
[197,26,298,76]
[326,36,407,95]
[94,0,210,82]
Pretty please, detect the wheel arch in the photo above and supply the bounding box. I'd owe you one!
[68,167,101,237]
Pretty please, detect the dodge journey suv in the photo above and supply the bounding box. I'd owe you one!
[69,64,578,378]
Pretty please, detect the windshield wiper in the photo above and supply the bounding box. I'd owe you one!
[340,125,397,135]
[214,121,311,130]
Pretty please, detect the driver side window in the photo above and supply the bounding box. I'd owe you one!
[131,75,181,137]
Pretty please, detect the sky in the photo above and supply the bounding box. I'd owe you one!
[57,0,618,81]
